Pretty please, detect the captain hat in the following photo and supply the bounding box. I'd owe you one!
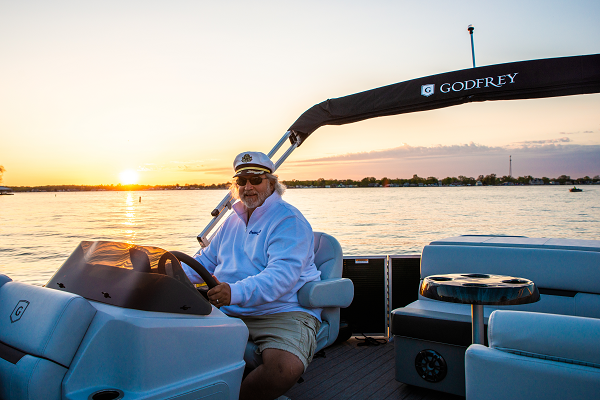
[233,151,275,177]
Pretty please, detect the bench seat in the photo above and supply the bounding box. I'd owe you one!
[391,236,600,396]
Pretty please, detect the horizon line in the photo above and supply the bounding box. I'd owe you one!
[4,172,599,188]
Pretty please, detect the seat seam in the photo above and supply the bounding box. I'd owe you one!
[24,356,41,400]
[40,296,78,365]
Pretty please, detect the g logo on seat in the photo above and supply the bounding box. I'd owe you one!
[10,300,30,323]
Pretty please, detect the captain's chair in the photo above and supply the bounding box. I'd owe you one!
[244,231,354,370]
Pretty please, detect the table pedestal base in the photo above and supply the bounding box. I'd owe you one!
[471,304,484,344]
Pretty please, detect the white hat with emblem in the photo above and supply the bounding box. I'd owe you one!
[233,151,275,177]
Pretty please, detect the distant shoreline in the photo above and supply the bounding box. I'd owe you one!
[4,181,599,193]
[3,173,599,192]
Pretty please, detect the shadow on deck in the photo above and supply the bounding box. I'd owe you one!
[286,337,464,400]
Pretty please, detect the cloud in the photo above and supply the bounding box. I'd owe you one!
[291,140,600,166]
[281,141,600,179]
[136,161,229,174]
[294,142,507,165]
[134,141,600,180]
[514,137,571,146]
[560,130,597,135]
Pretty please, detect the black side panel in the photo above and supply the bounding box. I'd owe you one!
[539,288,577,297]
[390,256,421,310]
[341,258,386,335]
[391,308,488,347]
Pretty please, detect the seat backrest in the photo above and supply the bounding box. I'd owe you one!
[420,236,600,319]
[0,276,96,400]
[313,231,343,280]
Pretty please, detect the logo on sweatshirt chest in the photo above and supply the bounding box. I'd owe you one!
[248,229,262,236]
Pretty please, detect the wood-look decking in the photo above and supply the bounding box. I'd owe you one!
[285,337,464,400]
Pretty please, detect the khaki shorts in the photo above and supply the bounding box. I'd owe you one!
[240,311,320,371]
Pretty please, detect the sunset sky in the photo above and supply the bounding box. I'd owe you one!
[1,0,599,186]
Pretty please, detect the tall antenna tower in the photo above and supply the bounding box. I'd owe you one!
[509,155,512,178]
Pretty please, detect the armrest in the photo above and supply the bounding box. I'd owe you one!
[0,274,11,289]
[297,278,354,308]
[488,310,600,366]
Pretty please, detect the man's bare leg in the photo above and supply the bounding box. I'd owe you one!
[239,348,304,400]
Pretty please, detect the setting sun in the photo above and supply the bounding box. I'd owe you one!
[119,169,139,185]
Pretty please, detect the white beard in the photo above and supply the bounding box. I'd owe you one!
[240,180,272,209]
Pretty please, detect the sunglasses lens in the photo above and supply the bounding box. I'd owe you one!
[236,177,264,186]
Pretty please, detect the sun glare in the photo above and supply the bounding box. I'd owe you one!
[119,169,139,185]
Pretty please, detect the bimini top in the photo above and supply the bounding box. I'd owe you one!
[46,241,212,315]
[288,54,600,146]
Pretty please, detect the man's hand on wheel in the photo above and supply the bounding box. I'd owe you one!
[207,275,231,307]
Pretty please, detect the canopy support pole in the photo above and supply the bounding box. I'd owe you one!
[197,131,299,247]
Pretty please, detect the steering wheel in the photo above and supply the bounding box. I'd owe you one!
[168,250,218,289]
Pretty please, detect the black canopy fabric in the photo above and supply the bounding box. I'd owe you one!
[288,54,600,146]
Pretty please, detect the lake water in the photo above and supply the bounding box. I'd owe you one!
[1,186,599,285]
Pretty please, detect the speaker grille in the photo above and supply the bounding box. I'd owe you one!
[341,257,386,335]
[415,349,447,383]
[390,256,421,311]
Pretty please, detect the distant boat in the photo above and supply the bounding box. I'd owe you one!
[0,186,14,195]
[570,187,583,192]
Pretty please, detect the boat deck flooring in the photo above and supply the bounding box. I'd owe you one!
[285,337,464,400]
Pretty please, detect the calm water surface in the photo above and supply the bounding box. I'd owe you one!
[1,186,599,285]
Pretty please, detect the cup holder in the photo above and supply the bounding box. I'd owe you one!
[502,279,528,284]
[462,273,490,278]
[88,389,124,400]
[429,276,453,281]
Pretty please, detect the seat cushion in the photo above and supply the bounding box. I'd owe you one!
[466,344,600,400]
[488,310,600,367]
[392,293,579,347]
[0,355,66,400]
[0,281,96,367]
[391,299,488,346]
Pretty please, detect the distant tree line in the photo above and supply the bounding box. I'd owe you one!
[282,174,600,188]
[6,174,600,192]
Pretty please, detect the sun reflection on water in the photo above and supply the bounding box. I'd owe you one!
[122,192,137,242]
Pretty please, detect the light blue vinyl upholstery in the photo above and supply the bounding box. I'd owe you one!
[466,310,600,399]
[0,275,10,289]
[0,276,96,400]
[391,235,600,396]
[244,232,353,370]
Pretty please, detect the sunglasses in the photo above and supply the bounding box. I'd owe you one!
[236,176,266,186]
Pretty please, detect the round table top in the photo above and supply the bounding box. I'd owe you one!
[420,273,540,305]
